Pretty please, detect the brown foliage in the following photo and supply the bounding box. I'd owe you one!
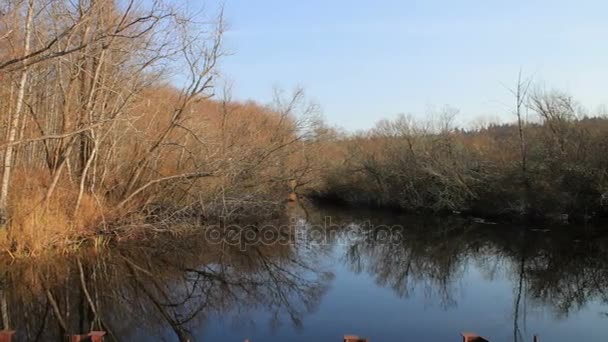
[0,0,323,254]
[316,106,608,222]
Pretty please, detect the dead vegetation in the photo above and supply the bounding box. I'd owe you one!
[1,0,606,257]
[315,90,608,223]
[0,0,324,256]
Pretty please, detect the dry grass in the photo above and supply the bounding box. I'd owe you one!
[0,170,108,257]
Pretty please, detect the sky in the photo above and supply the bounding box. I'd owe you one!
[215,0,608,131]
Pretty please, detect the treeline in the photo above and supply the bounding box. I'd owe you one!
[0,0,324,254]
[314,92,608,223]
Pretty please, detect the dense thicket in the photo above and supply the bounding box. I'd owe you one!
[315,98,608,223]
[0,0,324,254]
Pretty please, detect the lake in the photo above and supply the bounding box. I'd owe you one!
[1,203,607,341]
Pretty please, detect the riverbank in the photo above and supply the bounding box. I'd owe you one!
[308,192,604,225]
[312,113,608,225]
[0,184,303,259]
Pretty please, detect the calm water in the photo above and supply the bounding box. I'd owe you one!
[2,204,608,341]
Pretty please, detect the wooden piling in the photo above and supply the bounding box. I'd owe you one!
[67,334,89,342]
[67,331,106,342]
[461,332,490,342]
[88,331,106,342]
[0,330,15,342]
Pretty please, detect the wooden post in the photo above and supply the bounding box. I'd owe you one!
[67,331,105,342]
[461,332,490,342]
[344,335,368,342]
[0,330,15,342]
[533,335,539,342]
[89,331,106,342]
[67,334,89,342]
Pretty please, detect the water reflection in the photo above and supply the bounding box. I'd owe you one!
[316,208,608,341]
[341,220,469,309]
[0,205,607,341]
[0,233,332,341]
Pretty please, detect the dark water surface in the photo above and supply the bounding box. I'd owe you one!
[2,204,608,341]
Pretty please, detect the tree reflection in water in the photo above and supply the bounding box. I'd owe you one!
[1,205,608,341]
[0,229,333,341]
[316,208,608,340]
[339,218,467,308]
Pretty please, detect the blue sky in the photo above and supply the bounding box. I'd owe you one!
[217,0,608,131]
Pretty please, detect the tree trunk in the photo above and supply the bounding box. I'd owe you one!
[0,0,34,226]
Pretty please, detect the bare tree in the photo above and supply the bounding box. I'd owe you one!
[529,89,579,155]
[511,70,533,180]
[0,0,34,225]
